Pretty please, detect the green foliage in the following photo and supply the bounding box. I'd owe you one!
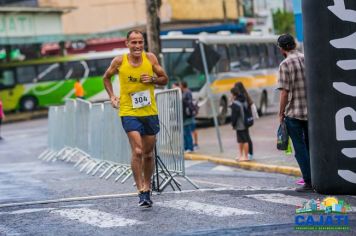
[273,9,295,35]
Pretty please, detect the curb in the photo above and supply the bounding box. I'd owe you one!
[3,110,48,124]
[184,153,302,177]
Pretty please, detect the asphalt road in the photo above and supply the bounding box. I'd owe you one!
[0,119,355,236]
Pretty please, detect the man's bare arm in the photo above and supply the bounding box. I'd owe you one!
[146,53,168,86]
[279,89,289,123]
[103,56,122,107]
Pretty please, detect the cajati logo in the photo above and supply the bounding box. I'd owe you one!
[294,197,352,231]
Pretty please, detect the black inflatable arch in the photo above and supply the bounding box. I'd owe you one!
[303,0,356,194]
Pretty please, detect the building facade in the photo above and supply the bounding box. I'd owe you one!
[37,0,243,35]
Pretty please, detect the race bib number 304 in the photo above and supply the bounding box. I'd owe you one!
[131,90,151,109]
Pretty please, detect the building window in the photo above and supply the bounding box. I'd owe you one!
[0,0,38,7]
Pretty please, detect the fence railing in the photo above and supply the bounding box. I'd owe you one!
[39,89,198,191]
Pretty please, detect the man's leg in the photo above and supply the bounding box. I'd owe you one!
[127,131,144,191]
[191,119,198,148]
[141,135,156,192]
[302,121,309,152]
[183,124,193,151]
[285,117,311,184]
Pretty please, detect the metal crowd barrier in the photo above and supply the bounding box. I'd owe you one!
[39,89,198,190]
[155,88,198,189]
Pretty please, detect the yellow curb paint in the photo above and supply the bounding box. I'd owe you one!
[185,153,301,177]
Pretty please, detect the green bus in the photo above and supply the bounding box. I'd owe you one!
[0,49,128,111]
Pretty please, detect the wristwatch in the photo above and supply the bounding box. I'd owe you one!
[151,76,157,83]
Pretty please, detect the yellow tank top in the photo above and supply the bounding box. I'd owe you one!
[118,52,158,117]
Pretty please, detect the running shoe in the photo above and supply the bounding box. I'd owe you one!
[140,191,153,208]
[138,191,145,207]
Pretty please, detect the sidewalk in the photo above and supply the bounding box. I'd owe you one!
[185,112,302,177]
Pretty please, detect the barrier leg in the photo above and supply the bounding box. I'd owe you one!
[65,149,80,162]
[105,165,122,180]
[74,156,87,168]
[79,160,95,172]
[120,170,133,183]
[99,164,115,178]
[184,175,199,189]
[113,166,131,182]
[86,161,103,175]
[42,150,56,162]
[91,162,109,176]
[60,148,76,161]
[38,149,50,160]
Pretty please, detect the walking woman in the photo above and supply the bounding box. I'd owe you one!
[230,86,253,161]
[234,82,256,159]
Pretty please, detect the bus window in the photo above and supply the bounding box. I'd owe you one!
[95,58,112,76]
[16,66,36,84]
[275,44,284,64]
[162,39,195,49]
[229,45,240,72]
[37,63,63,81]
[248,44,260,70]
[163,51,204,91]
[63,61,86,79]
[87,60,101,77]
[236,44,251,71]
[0,69,15,89]
[259,44,269,69]
[267,43,278,68]
[216,44,230,73]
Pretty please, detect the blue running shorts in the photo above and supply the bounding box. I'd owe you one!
[121,115,160,136]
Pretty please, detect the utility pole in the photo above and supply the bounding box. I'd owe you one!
[222,0,228,23]
[251,0,255,17]
[236,0,241,18]
[145,0,161,57]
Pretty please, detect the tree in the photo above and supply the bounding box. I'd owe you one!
[272,9,295,35]
[145,0,161,57]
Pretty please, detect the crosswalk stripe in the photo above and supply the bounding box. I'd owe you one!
[156,200,260,217]
[52,208,141,228]
[246,193,356,213]
[245,193,308,206]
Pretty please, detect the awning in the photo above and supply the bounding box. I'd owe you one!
[0,31,127,45]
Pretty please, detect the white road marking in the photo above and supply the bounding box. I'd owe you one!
[211,165,235,172]
[0,192,137,208]
[0,187,298,209]
[52,208,141,228]
[245,193,308,206]
[0,208,55,215]
[156,200,260,217]
[9,208,55,215]
[61,204,94,208]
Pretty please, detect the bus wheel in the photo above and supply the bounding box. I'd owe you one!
[20,96,38,111]
[218,98,228,125]
[258,92,268,116]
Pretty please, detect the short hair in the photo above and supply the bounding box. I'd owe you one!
[126,30,144,40]
[277,33,296,51]
[180,81,188,88]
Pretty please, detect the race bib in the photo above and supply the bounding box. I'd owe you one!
[131,90,151,109]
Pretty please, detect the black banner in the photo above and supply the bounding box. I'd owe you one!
[303,0,356,194]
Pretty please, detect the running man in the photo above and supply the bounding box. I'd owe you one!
[103,30,168,208]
